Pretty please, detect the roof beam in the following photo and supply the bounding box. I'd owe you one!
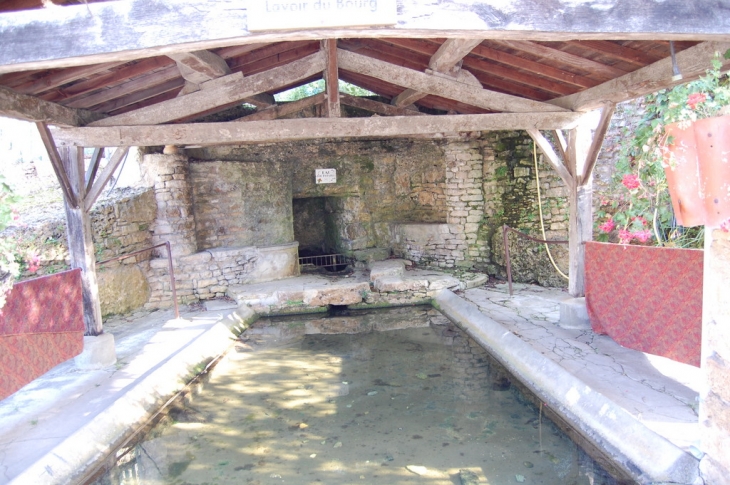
[393,38,482,107]
[51,111,584,147]
[0,85,102,126]
[338,48,567,113]
[2,1,730,74]
[168,50,231,84]
[550,41,730,111]
[89,51,326,126]
[236,92,325,121]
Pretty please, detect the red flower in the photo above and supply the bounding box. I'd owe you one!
[598,219,615,233]
[687,92,707,110]
[621,174,641,190]
[618,229,633,245]
[633,230,653,243]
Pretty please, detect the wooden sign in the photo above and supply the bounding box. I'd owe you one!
[316,168,337,184]
[247,0,397,31]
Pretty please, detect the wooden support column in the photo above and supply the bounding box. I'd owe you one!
[61,146,104,335]
[321,39,340,117]
[37,123,104,335]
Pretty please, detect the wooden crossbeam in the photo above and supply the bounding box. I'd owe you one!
[51,111,583,147]
[338,49,567,113]
[321,39,341,117]
[89,51,326,126]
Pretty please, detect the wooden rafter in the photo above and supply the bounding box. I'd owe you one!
[0,85,102,126]
[321,39,341,118]
[12,61,126,96]
[526,129,573,187]
[565,40,661,67]
[338,49,567,113]
[551,41,730,111]
[497,40,628,80]
[462,55,575,96]
[168,50,231,84]
[84,147,104,196]
[89,51,326,126]
[392,38,483,108]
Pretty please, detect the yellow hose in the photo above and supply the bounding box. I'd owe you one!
[533,141,569,280]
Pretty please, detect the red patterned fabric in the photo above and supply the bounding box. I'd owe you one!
[0,269,85,400]
[585,242,703,367]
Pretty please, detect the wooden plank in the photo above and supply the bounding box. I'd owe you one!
[45,57,176,105]
[470,44,597,89]
[92,77,185,113]
[12,61,126,96]
[321,39,341,118]
[84,147,104,196]
[90,51,326,126]
[392,88,427,108]
[341,93,426,116]
[338,49,567,113]
[59,146,104,335]
[85,147,131,211]
[64,64,180,109]
[526,129,573,187]
[462,56,575,96]
[237,92,325,121]
[168,50,230,84]
[550,41,730,111]
[552,130,568,164]
[0,85,102,126]
[52,111,584,147]
[2,0,730,74]
[497,40,628,80]
[580,103,616,185]
[35,122,78,208]
[565,40,660,67]
[243,93,276,108]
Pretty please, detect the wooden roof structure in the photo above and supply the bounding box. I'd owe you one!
[1,0,729,334]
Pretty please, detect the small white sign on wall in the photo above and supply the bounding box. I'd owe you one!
[316,168,337,184]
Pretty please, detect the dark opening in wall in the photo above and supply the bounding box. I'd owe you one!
[293,197,351,274]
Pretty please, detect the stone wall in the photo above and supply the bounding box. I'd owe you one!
[190,160,293,249]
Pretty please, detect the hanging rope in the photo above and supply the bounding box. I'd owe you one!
[533,141,569,280]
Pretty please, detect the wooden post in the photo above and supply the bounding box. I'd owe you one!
[321,39,340,118]
[61,146,104,335]
[567,122,592,297]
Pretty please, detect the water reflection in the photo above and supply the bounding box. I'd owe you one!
[90,306,619,484]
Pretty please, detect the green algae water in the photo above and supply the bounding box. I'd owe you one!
[90,306,620,485]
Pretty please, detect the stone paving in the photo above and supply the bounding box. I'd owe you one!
[460,282,701,457]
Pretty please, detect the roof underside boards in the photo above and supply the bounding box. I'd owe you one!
[0,1,729,145]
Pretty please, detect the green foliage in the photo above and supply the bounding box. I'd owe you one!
[0,176,20,308]
[275,80,374,102]
[595,51,730,248]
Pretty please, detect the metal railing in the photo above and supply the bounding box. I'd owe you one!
[97,241,179,318]
[502,225,568,296]
[298,253,349,270]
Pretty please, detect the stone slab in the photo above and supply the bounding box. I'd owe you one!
[75,333,117,370]
[204,299,239,311]
[559,297,591,329]
[369,259,407,281]
[437,288,700,485]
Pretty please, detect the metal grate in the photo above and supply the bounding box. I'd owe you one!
[298,253,349,269]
